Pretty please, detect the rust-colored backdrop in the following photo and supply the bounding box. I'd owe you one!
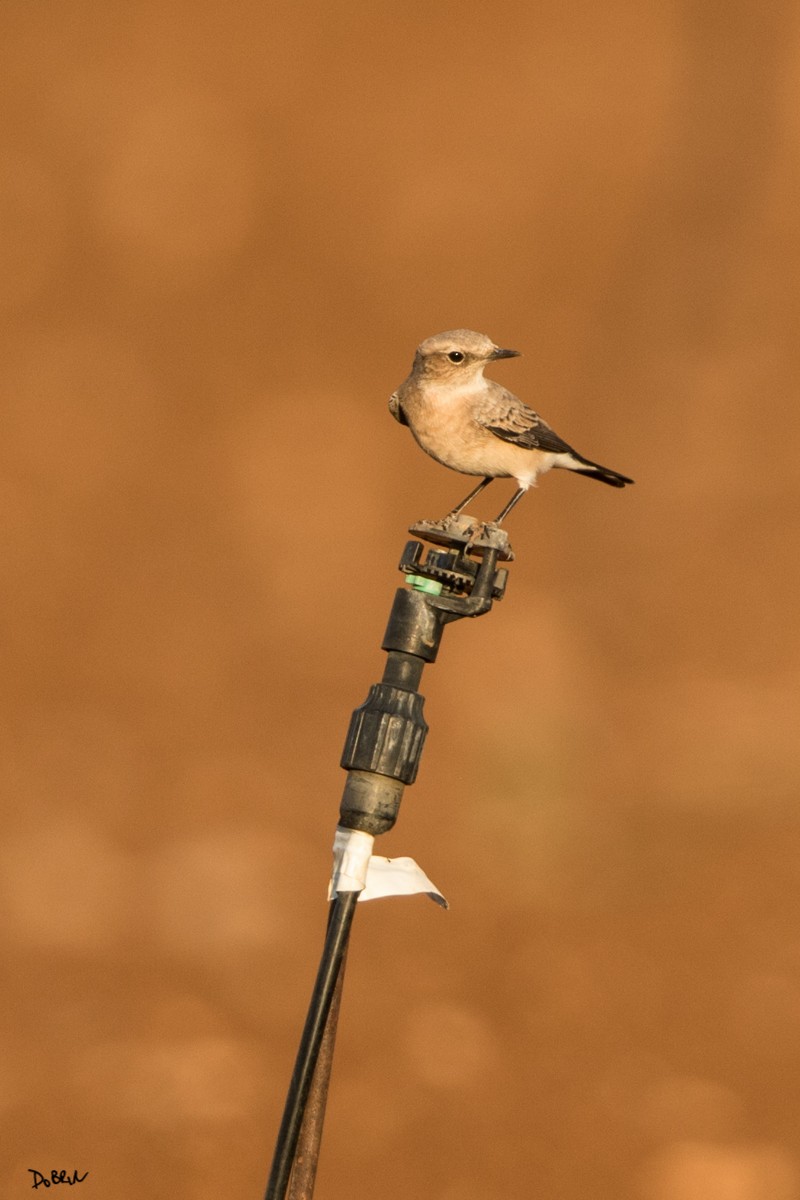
[3,2,799,1198]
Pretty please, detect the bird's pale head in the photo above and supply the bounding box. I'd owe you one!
[412,329,520,382]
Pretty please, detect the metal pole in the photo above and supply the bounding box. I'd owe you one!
[286,942,349,1200]
[264,892,357,1200]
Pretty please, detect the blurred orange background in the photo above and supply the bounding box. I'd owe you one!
[2,2,800,1197]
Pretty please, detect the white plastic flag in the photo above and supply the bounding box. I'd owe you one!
[328,826,448,908]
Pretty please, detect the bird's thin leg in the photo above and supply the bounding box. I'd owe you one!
[493,487,527,526]
[445,476,493,519]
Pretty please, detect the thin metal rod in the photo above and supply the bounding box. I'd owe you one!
[286,943,349,1200]
[265,891,358,1200]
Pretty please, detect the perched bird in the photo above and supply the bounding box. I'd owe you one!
[389,329,633,525]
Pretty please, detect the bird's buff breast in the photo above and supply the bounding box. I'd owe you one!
[408,393,538,480]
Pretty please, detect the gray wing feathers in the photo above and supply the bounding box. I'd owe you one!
[476,385,634,486]
[475,385,577,456]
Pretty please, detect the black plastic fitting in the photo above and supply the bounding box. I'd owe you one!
[382,588,444,661]
[338,530,508,836]
[340,682,428,783]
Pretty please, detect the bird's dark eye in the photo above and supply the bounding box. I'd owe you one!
[447,351,465,363]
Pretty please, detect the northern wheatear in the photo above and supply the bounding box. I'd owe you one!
[389,329,633,524]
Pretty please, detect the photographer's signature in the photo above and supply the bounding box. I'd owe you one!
[28,1169,88,1189]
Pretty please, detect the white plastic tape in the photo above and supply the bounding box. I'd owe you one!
[329,826,374,894]
[328,826,448,908]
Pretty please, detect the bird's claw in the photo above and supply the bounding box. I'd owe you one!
[463,521,487,548]
[408,514,514,561]
[427,512,480,537]
[463,520,514,560]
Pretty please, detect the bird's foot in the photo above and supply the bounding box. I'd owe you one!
[408,514,514,561]
[463,521,486,548]
[463,520,514,560]
[415,512,479,537]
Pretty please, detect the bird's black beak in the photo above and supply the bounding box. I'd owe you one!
[490,347,521,360]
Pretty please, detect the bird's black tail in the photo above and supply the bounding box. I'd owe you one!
[572,458,634,488]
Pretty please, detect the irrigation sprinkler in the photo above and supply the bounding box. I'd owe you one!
[264,514,513,1200]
